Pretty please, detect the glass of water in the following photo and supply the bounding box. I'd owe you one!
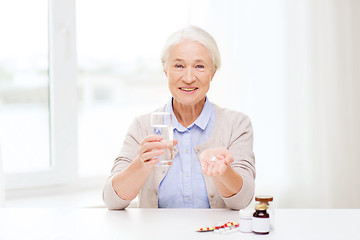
[150,112,174,166]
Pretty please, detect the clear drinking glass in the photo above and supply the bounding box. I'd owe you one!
[150,112,173,166]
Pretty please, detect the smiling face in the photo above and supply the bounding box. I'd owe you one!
[164,40,215,109]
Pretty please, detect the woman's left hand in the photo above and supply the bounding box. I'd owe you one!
[199,147,234,176]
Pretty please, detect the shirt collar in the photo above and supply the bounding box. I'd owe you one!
[164,97,213,131]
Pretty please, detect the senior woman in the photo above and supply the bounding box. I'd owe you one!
[103,26,255,210]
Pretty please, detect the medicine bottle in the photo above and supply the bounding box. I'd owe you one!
[238,209,253,233]
[255,195,273,210]
[255,195,274,225]
[252,203,270,234]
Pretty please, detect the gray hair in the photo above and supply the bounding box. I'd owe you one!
[161,26,221,72]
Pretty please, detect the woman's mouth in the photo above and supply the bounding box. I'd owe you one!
[179,87,198,93]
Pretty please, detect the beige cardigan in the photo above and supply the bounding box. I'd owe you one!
[103,104,256,210]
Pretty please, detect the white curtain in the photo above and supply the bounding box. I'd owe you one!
[191,0,360,208]
[0,142,5,207]
[283,0,360,208]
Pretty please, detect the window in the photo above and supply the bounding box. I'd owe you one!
[0,1,49,174]
[1,0,236,189]
[2,0,77,189]
[2,0,280,195]
[76,0,189,177]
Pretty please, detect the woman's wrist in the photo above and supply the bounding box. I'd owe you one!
[212,167,243,197]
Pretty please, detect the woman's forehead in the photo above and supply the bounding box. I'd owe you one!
[169,40,212,62]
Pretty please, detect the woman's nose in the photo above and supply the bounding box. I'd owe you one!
[183,68,195,83]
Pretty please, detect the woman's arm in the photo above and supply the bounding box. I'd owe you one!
[200,147,243,197]
[199,114,255,209]
[112,135,169,200]
[103,115,171,209]
[104,132,177,209]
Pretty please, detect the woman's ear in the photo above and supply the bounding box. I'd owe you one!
[210,69,216,81]
[164,70,168,78]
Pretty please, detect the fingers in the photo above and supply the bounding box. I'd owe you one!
[138,141,166,156]
[200,159,209,174]
[143,158,160,167]
[139,135,165,152]
[205,163,215,176]
[212,148,234,165]
[140,135,177,146]
[138,135,176,167]
[140,149,164,161]
[202,161,227,176]
[139,134,163,146]
[200,147,233,176]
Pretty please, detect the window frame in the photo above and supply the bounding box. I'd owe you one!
[4,0,78,189]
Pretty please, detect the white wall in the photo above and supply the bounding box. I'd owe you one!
[191,0,360,208]
[0,142,5,207]
[283,0,360,208]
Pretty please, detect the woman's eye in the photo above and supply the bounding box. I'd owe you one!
[196,65,204,69]
[175,64,184,68]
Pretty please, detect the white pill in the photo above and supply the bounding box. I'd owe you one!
[210,156,217,162]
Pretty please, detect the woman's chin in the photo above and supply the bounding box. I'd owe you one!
[173,96,205,107]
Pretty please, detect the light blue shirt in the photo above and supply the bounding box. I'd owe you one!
[158,97,215,208]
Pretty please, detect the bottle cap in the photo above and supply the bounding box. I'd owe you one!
[255,195,273,204]
[255,203,268,210]
[239,209,254,219]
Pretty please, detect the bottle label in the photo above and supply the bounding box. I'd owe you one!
[252,217,270,233]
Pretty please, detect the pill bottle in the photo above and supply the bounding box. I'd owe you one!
[238,209,253,233]
[255,195,274,226]
[255,195,273,211]
[252,203,270,234]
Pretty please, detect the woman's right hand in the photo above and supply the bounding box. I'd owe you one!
[111,135,176,202]
[137,135,177,168]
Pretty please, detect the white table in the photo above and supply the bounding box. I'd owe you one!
[0,208,359,240]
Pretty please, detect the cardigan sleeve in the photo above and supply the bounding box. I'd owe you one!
[102,118,143,210]
[222,114,256,210]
